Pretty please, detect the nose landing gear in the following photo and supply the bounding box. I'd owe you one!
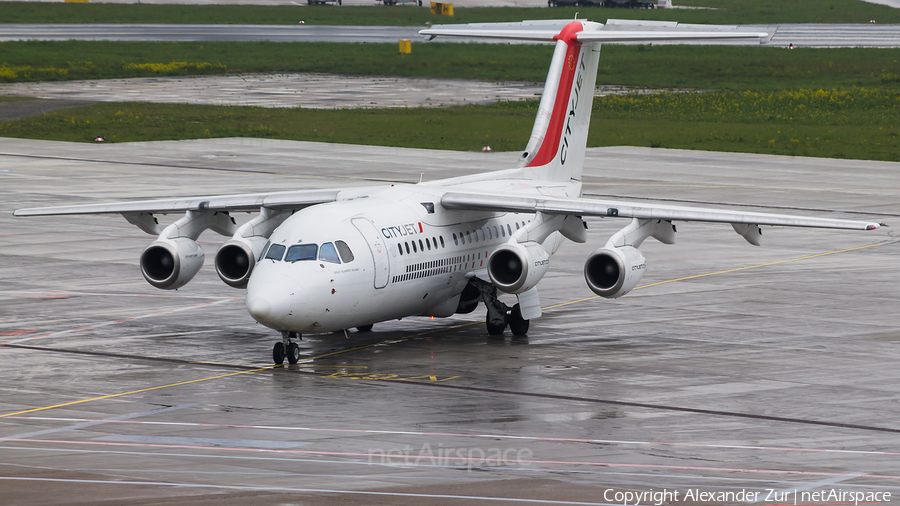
[274,331,302,365]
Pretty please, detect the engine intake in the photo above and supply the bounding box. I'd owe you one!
[140,238,204,290]
[584,246,646,299]
[215,237,267,289]
[487,241,550,294]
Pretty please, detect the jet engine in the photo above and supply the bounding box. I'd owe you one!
[140,238,205,290]
[215,236,268,289]
[487,241,550,294]
[584,246,646,299]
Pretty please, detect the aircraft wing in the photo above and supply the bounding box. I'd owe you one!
[13,189,343,217]
[440,192,884,231]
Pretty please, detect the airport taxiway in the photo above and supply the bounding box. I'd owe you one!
[1,137,900,505]
[3,23,900,47]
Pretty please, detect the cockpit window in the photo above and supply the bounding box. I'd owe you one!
[259,240,271,262]
[319,242,341,264]
[265,243,286,261]
[285,244,317,262]
[335,241,354,263]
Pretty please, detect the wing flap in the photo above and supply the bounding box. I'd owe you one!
[440,192,883,231]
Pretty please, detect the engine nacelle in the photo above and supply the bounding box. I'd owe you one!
[140,238,204,290]
[215,236,268,289]
[488,241,550,294]
[584,246,646,299]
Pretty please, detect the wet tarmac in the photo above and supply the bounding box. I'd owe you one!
[2,137,900,505]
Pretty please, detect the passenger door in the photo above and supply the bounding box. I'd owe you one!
[351,218,390,289]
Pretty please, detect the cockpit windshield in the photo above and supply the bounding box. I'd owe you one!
[264,243,286,261]
[335,240,354,263]
[285,244,318,262]
[262,240,354,264]
[318,242,340,264]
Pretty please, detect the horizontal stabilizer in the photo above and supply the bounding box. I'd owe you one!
[420,19,767,44]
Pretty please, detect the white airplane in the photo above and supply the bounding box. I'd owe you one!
[14,20,884,365]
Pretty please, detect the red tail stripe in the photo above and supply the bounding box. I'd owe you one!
[526,21,583,168]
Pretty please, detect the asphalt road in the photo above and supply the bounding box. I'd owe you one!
[2,22,900,47]
[2,137,899,505]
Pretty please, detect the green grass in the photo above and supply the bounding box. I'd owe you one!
[1,0,899,25]
[2,41,900,91]
[2,89,897,162]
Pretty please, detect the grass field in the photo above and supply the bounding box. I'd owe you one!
[3,89,897,162]
[2,0,897,161]
[2,41,899,91]
[1,0,899,25]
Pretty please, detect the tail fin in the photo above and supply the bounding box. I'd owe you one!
[519,21,601,183]
[419,20,767,183]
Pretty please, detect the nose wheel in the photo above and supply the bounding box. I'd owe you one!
[274,331,302,365]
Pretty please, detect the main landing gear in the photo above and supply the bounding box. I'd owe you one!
[274,330,301,365]
[468,278,530,337]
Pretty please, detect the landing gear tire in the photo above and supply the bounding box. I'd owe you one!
[468,277,513,337]
[508,304,529,336]
[287,342,301,364]
[486,316,507,336]
[275,331,301,365]
[356,324,374,332]
[273,342,285,364]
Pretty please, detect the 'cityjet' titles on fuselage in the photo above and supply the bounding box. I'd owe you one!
[559,51,588,166]
[381,222,423,239]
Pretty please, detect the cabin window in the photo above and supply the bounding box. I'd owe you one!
[405,242,410,254]
[433,236,438,249]
[500,226,506,238]
[494,226,499,238]
[426,238,431,251]
[466,231,471,243]
[398,244,403,256]
[440,236,445,248]
[452,233,458,246]
[473,230,479,242]
[318,242,341,264]
[515,223,520,230]
[480,229,486,241]
[265,243,286,261]
[412,241,418,253]
[285,244,317,262]
[486,227,492,240]
[335,240,354,262]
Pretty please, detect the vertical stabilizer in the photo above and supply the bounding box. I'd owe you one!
[520,21,602,184]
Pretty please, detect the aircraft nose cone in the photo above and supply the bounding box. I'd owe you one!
[247,294,291,325]
[247,298,272,320]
